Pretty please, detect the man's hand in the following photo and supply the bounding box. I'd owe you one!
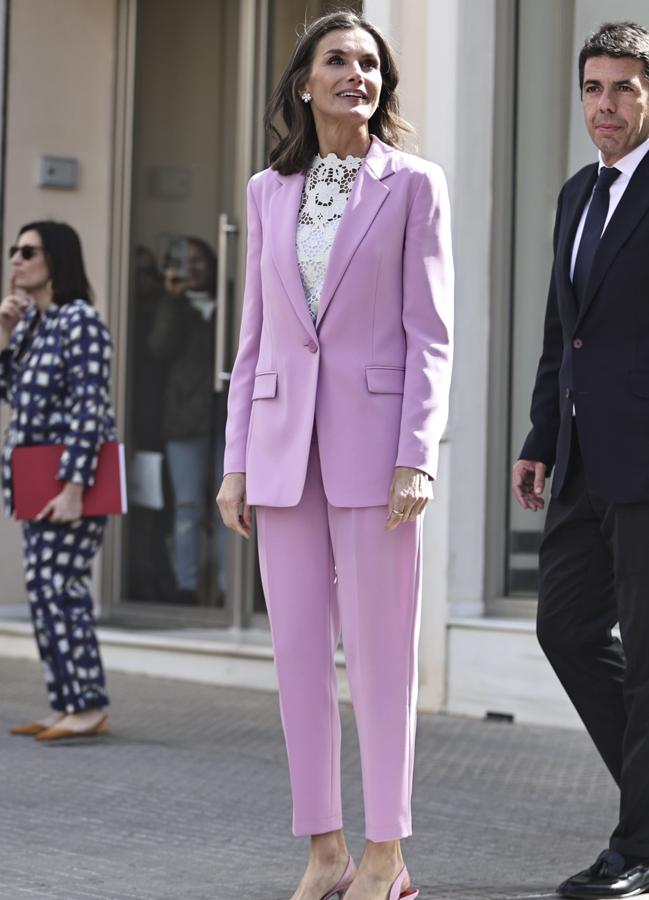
[36,482,84,523]
[386,466,433,531]
[217,473,252,539]
[512,459,546,511]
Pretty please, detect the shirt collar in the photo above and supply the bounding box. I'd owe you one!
[598,135,649,179]
[21,301,59,327]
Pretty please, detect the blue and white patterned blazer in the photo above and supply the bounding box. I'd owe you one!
[0,299,117,516]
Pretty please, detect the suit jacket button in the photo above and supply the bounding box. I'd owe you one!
[573,338,583,349]
[565,388,572,399]
[305,340,318,353]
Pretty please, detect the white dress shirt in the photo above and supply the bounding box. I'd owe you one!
[570,136,649,280]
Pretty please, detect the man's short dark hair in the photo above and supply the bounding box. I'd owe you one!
[579,21,649,91]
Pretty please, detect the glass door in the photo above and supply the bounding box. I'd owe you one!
[113,0,250,625]
[506,0,573,598]
[109,0,361,629]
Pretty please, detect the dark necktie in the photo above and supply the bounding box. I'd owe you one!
[572,166,621,306]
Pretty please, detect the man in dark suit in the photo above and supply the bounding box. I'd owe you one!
[513,21,649,900]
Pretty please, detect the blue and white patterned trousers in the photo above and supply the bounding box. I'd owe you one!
[22,517,109,713]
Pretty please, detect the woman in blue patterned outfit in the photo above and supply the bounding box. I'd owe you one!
[0,221,116,741]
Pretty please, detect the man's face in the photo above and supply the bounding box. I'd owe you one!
[582,55,649,165]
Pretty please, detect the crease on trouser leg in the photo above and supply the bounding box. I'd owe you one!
[256,453,343,836]
[330,505,422,841]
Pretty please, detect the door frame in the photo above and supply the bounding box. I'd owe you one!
[103,0,268,629]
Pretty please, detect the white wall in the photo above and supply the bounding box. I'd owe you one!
[443,1,496,616]
[368,0,497,617]
[0,0,118,608]
[0,0,23,606]
[364,0,498,705]
[3,0,117,318]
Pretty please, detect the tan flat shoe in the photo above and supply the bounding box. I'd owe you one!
[9,721,48,736]
[35,714,110,742]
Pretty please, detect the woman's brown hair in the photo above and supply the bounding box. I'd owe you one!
[265,10,412,175]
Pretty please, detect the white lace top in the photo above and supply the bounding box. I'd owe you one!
[296,153,363,321]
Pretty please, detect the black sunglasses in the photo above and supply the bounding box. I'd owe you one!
[9,244,43,261]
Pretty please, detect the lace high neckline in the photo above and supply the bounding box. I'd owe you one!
[312,151,364,167]
[296,152,363,322]
[298,155,363,228]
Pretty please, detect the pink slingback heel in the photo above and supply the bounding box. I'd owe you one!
[388,866,419,899]
[321,856,357,900]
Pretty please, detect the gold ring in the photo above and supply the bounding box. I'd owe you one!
[391,508,405,517]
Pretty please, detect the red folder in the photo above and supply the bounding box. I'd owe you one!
[12,441,128,520]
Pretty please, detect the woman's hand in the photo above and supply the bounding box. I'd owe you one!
[385,466,433,531]
[0,279,29,340]
[163,266,188,297]
[36,482,84,523]
[217,473,252,539]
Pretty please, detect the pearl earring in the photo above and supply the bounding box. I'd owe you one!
[301,91,312,103]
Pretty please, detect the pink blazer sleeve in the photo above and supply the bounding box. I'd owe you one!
[223,176,263,474]
[395,166,454,479]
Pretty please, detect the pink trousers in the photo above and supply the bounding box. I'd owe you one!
[256,441,422,842]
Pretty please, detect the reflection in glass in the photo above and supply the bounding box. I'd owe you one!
[126,237,227,607]
[148,237,226,606]
[127,247,176,605]
[507,1,572,596]
[120,0,363,619]
[122,0,237,612]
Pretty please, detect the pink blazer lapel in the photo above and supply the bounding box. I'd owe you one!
[269,170,317,339]
[268,138,395,335]
[316,139,393,329]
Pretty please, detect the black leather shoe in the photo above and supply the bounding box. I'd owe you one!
[557,849,649,898]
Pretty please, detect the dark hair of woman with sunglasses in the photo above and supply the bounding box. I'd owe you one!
[9,220,93,306]
[0,220,116,742]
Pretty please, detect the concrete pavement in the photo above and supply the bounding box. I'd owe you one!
[0,657,618,900]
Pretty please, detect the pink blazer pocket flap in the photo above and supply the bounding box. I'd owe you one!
[252,371,278,400]
[365,366,405,394]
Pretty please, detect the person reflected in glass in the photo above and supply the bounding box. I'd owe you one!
[0,221,115,741]
[149,236,226,605]
[218,11,453,900]
[127,246,176,603]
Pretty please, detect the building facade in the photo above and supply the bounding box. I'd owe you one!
[0,0,646,727]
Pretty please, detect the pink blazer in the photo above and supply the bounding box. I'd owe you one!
[224,136,454,508]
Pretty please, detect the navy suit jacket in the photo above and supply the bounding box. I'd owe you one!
[521,147,649,502]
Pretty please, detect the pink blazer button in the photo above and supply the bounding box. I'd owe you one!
[305,340,318,353]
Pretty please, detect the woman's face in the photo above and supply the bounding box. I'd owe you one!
[302,27,382,134]
[185,242,211,292]
[10,229,51,294]
[164,240,212,294]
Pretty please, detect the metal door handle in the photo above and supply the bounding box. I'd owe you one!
[214,212,238,393]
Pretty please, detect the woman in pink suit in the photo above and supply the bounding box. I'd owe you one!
[217,11,453,900]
